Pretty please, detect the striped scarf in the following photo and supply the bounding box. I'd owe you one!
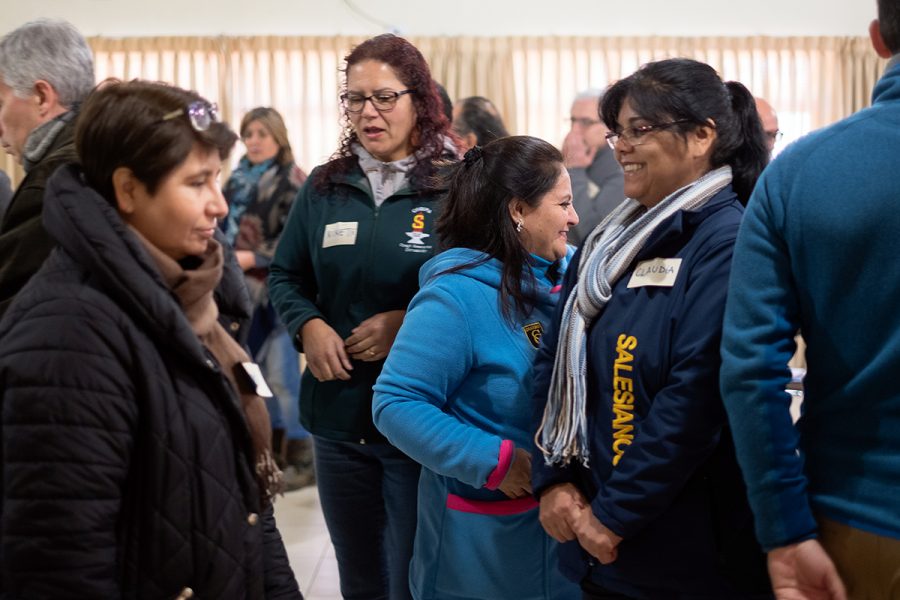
[536,165,733,467]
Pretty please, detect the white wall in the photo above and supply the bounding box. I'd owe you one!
[0,0,878,38]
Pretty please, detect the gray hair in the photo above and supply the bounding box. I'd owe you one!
[0,19,94,108]
[572,88,606,104]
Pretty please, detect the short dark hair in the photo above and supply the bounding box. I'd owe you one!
[879,0,900,54]
[433,80,453,123]
[436,136,563,320]
[600,58,768,204]
[454,96,510,146]
[319,34,454,189]
[76,80,237,205]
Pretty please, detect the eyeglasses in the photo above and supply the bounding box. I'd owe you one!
[764,129,783,142]
[605,119,691,149]
[568,116,602,128]
[341,90,414,113]
[161,101,219,131]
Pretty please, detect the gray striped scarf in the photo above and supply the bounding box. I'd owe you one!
[536,165,733,467]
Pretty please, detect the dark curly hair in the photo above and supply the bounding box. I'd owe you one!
[316,34,456,191]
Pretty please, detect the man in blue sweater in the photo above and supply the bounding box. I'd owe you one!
[721,2,900,598]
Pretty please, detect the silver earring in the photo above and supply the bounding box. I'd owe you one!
[516,220,524,233]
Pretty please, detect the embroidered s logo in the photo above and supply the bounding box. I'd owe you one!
[523,322,544,349]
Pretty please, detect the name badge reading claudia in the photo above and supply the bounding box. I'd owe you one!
[323,221,358,248]
[627,258,682,288]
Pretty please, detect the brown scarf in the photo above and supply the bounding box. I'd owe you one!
[130,227,282,503]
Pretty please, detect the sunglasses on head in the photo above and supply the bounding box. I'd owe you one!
[161,101,219,131]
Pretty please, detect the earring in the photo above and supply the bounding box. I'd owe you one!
[516,220,524,233]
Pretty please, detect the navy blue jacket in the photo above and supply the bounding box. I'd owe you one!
[532,186,770,599]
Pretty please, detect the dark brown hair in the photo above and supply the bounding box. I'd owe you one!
[436,136,564,321]
[75,79,237,205]
[317,34,455,190]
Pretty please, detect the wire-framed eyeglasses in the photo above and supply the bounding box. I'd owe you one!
[605,120,692,149]
[341,90,414,113]
[161,101,219,131]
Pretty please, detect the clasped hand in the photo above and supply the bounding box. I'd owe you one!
[539,483,622,565]
[301,310,406,382]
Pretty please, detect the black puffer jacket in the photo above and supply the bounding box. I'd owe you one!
[0,164,302,599]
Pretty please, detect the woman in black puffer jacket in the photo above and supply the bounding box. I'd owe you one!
[0,80,302,599]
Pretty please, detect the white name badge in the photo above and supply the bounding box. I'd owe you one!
[323,221,358,248]
[627,258,682,288]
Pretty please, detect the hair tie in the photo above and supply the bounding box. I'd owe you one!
[463,145,484,167]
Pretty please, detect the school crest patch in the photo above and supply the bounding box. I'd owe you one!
[523,322,544,349]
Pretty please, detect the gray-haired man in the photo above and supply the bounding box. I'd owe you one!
[0,19,94,317]
[562,89,624,247]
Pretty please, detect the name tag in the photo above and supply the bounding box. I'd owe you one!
[238,362,274,398]
[627,258,682,288]
[323,221,358,248]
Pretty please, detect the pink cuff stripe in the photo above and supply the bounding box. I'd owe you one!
[446,493,539,516]
[550,284,563,294]
[484,439,514,490]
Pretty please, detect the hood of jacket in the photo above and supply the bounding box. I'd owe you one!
[420,246,573,314]
[41,163,251,359]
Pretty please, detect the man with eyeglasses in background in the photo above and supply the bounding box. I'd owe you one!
[0,19,94,318]
[755,97,782,155]
[562,88,624,247]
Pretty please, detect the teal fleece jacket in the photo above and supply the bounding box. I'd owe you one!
[268,159,445,442]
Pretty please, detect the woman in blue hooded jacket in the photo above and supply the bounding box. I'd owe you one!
[373,136,580,600]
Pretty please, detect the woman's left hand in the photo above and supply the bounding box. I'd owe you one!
[344,310,406,362]
[572,509,623,565]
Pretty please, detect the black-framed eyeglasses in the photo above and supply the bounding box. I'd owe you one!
[765,129,784,142]
[161,101,219,131]
[568,116,602,128]
[605,119,692,149]
[341,90,414,113]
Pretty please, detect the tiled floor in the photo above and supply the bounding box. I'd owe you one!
[274,486,341,599]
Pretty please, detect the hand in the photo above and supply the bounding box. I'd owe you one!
[235,250,256,271]
[562,130,598,169]
[497,448,532,499]
[571,508,622,565]
[344,310,405,362]
[539,483,588,542]
[300,319,353,382]
[767,540,847,600]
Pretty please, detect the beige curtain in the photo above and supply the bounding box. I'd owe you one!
[2,35,886,189]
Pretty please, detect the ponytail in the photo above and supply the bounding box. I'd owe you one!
[719,81,769,204]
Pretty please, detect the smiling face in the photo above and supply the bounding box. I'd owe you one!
[613,99,714,208]
[118,145,228,260]
[514,166,578,261]
[346,59,417,162]
[242,119,280,165]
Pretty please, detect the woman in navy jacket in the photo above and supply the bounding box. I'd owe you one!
[532,58,772,599]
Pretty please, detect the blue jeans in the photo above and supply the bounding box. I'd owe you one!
[257,325,308,440]
[314,436,420,600]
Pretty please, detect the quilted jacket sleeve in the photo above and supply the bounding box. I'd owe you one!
[261,505,304,599]
[0,297,138,597]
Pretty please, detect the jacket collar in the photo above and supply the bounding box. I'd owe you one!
[327,157,447,199]
[634,184,739,262]
[42,164,250,364]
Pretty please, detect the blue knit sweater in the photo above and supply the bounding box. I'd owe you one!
[721,62,900,550]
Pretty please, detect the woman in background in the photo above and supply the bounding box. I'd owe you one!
[269,34,457,599]
[222,106,313,489]
[373,136,580,600]
[0,80,301,598]
[533,58,772,599]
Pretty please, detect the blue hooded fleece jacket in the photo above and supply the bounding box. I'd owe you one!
[373,247,578,600]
